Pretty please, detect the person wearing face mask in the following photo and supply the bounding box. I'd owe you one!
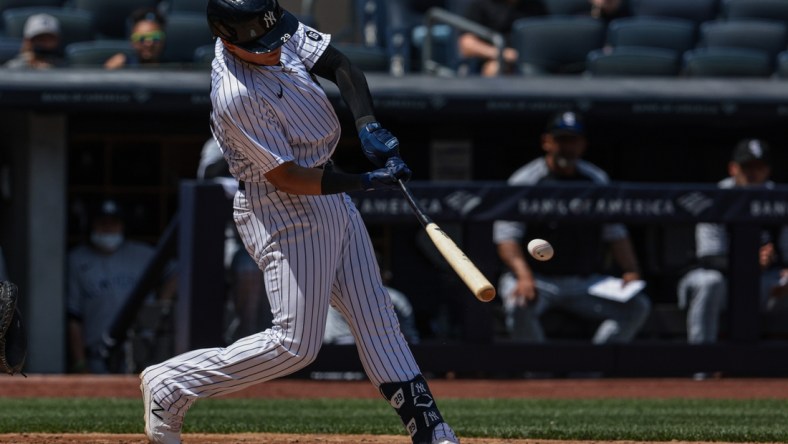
[3,13,66,69]
[66,199,174,374]
[677,140,788,355]
[493,110,651,344]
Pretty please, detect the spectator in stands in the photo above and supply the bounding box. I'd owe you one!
[493,110,651,343]
[677,139,788,346]
[67,199,176,373]
[457,0,547,76]
[3,13,66,69]
[104,7,167,69]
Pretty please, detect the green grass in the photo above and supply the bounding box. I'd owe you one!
[0,397,787,441]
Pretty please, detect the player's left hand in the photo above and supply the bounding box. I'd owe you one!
[361,157,411,190]
[359,122,400,167]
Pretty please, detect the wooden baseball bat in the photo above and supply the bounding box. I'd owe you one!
[397,180,496,302]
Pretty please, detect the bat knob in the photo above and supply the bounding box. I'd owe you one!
[477,286,496,302]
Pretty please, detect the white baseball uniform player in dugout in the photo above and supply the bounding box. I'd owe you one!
[139,1,460,443]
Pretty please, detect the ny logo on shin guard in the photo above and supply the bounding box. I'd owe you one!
[411,381,434,408]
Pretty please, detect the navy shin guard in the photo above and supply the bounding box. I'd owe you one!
[379,374,444,444]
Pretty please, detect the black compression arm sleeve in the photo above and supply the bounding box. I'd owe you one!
[310,45,377,131]
[320,170,365,195]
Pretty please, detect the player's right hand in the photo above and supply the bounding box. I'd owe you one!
[359,122,400,167]
[361,157,412,190]
[511,276,538,307]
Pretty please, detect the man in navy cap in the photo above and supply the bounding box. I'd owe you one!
[493,110,651,344]
[678,139,788,354]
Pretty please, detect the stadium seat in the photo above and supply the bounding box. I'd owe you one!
[511,16,606,75]
[162,0,206,14]
[543,0,591,16]
[70,0,158,39]
[192,43,213,68]
[586,46,681,76]
[161,12,214,65]
[446,0,474,15]
[607,17,697,54]
[331,0,408,74]
[65,39,134,67]
[333,42,390,72]
[698,19,787,60]
[0,35,20,64]
[0,0,64,15]
[0,0,64,33]
[777,50,788,78]
[682,47,773,77]
[2,7,94,46]
[723,0,788,23]
[630,0,721,24]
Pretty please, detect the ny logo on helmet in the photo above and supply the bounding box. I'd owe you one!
[263,10,277,28]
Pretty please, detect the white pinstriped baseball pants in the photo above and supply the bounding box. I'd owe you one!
[142,183,420,416]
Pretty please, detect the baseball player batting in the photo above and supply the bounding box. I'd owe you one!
[139,1,460,443]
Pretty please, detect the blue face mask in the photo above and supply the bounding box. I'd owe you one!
[90,232,124,252]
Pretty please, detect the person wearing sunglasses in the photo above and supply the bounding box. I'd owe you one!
[104,8,166,70]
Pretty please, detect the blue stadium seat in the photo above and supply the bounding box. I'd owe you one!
[630,0,721,24]
[70,0,158,39]
[698,19,787,60]
[161,12,214,65]
[0,0,63,34]
[2,7,94,46]
[683,47,773,77]
[192,43,213,67]
[326,0,409,74]
[65,39,134,67]
[0,0,64,16]
[544,0,591,16]
[587,46,681,76]
[0,35,20,63]
[607,17,697,54]
[723,0,788,23]
[511,16,606,75]
[163,0,207,14]
[777,50,788,79]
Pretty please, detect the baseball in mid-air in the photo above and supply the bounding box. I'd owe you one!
[527,239,554,261]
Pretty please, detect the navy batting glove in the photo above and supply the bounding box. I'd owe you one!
[359,122,400,168]
[361,156,412,190]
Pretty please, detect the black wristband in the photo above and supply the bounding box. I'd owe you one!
[355,115,377,132]
[320,170,365,195]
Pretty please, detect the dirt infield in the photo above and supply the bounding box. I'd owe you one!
[2,376,787,443]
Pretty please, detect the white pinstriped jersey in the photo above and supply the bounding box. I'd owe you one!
[141,20,421,415]
[209,23,340,184]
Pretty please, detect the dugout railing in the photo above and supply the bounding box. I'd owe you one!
[175,180,788,377]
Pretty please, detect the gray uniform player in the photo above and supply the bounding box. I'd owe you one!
[493,111,651,343]
[677,139,788,345]
[67,199,161,374]
[139,1,459,443]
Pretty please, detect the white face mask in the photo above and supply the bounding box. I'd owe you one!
[90,232,124,252]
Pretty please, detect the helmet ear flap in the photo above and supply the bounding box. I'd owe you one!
[208,17,238,41]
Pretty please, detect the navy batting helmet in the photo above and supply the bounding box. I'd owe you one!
[207,0,299,54]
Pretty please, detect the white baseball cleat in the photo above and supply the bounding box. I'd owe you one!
[141,372,183,444]
[431,422,460,444]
